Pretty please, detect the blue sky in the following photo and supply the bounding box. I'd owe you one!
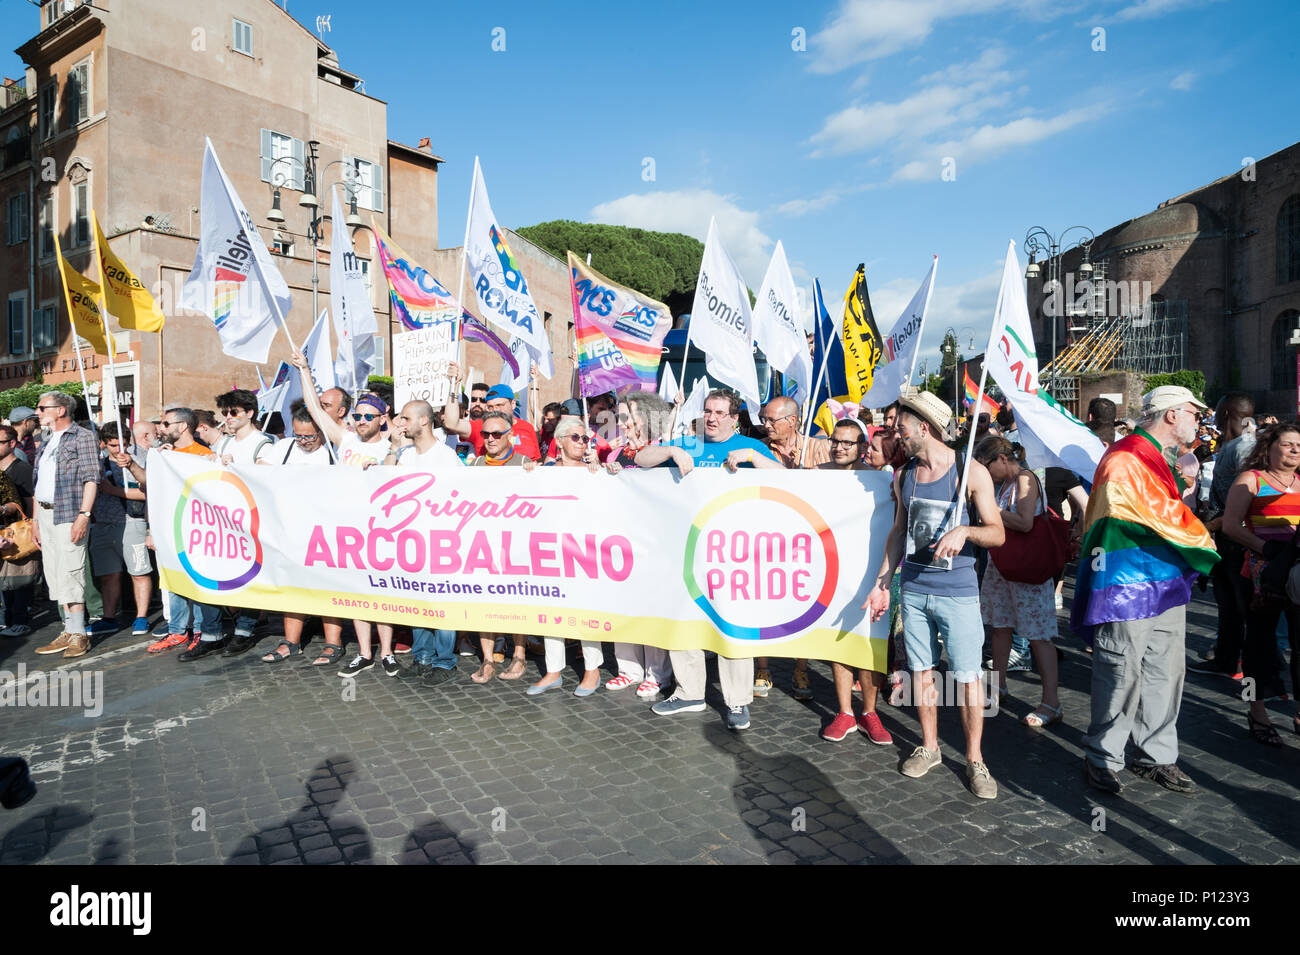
[7,0,1298,376]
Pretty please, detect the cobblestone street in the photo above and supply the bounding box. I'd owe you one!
[2,583,1297,865]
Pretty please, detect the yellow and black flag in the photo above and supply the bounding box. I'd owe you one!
[841,263,883,403]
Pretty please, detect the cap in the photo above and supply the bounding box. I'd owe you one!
[355,392,388,414]
[1141,385,1207,417]
[485,384,516,403]
[560,398,582,417]
[896,391,953,438]
[8,406,34,424]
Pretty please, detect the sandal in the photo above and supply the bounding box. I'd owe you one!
[1023,703,1062,728]
[261,639,302,663]
[309,644,344,667]
[1248,713,1283,747]
[470,661,497,684]
[498,657,527,681]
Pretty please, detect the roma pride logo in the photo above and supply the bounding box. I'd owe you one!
[683,487,838,642]
[172,470,263,591]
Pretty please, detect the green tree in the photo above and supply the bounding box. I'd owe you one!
[1144,370,1206,401]
[0,380,84,420]
[516,220,705,318]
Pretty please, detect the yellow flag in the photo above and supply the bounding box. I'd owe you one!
[93,211,165,332]
[55,233,112,356]
[841,263,883,403]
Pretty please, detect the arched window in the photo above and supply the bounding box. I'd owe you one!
[1272,309,1300,390]
[1279,195,1300,285]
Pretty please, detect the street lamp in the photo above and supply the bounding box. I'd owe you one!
[266,146,365,323]
[942,326,976,416]
[1023,225,1095,397]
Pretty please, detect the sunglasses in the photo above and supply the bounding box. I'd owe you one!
[351,412,380,422]
[759,413,796,425]
[568,434,590,444]
[829,438,862,448]
[35,404,59,411]
[481,429,509,439]
[293,433,321,443]
[221,409,247,418]
[469,397,486,404]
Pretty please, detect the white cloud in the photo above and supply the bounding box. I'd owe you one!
[589,189,773,288]
[808,0,1011,74]
[891,107,1098,181]
[1112,0,1222,22]
[809,47,1015,157]
[1170,70,1196,90]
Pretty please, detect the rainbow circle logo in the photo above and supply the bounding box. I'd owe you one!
[172,470,263,591]
[683,486,838,642]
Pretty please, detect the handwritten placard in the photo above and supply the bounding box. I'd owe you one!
[393,324,456,410]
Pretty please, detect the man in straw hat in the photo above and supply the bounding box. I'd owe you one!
[863,390,1006,799]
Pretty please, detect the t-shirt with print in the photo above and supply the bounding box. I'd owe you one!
[337,432,389,468]
[216,430,276,465]
[658,434,776,468]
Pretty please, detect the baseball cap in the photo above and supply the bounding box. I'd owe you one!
[1141,385,1207,417]
[355,392,388,414]
[8,406,34,424]
[485,384,516,403]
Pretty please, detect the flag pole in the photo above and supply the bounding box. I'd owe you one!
[950,240,1013,532]
[453,157,477,373]
[904,255,939,397]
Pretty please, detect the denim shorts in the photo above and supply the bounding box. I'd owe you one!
[900,589,984,683]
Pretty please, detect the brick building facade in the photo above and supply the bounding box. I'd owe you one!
[0,0,574,421]
[1030,140,1300,415]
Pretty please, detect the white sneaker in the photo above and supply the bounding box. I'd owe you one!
[635,680,661,699]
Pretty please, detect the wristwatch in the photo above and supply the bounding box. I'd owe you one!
[78,510,92,517]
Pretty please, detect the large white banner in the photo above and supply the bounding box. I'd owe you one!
[860,255,937,408]
[688,217,759,405]
[181,138,292,363]
[393,324,456,410]
[149,451,893,670]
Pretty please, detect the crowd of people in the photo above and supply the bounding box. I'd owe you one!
[5,353,1295,803]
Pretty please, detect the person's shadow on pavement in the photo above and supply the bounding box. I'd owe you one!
[226,756,371,865]
[703,723,909,864]
[0,805,92,864]
[398,816,480,865]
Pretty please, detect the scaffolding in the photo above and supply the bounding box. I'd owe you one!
[1041,260,1188,414]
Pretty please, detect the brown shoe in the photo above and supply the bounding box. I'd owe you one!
[35,632,74,655]
[62,634,91,659]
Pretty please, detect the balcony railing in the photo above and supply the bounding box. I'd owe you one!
[3,84,29,109]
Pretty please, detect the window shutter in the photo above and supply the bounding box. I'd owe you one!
[76,65,88,122]
[260,128,272,182]
[291,137,305,192]
[372,162,384,214]
[342,153,356,206]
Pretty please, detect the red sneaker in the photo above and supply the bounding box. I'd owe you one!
[147,632,190,654]
[823,712,857,742]
[857,711,893,745]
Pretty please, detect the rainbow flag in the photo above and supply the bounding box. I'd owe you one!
[962,367,999,417]
[568,252,671,396]
[1070,431,1219,640]
[372,225,460,331]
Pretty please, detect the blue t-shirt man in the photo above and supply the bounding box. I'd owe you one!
[662,433,775,468]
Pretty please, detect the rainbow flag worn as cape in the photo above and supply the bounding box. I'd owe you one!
[1070,430,1219,640]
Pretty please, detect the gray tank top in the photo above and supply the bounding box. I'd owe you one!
[898,455,979,598]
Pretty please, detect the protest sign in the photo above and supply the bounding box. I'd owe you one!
[393,324,456,410]
[149,451,894,671]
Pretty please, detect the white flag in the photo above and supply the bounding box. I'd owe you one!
[861,255,937,408]
[181,138,291,363]
[688,217,758,405]
[673,376,710,437]
[329,186,378,393]
[464,157,552,376]
[276,310,335,417]
[751,240,811,405]
[984,241,1106,483]
[658,364,679,403]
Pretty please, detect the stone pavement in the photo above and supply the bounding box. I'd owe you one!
[1,581,1297,865]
